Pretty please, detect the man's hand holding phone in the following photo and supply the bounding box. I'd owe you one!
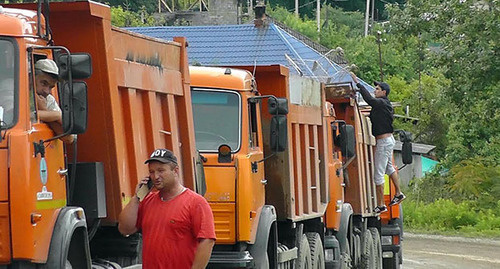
[136,177,153,202]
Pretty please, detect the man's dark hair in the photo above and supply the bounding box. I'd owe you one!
[374,81,391,96]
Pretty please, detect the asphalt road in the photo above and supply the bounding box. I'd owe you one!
[402,233,500,269]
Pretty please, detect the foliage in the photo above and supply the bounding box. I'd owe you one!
[104,0,157,13]
[448,158,500,209]
[268,6,319,40]
[272,0,500,166]
[388,73,451,158]
[406,157,500,236]
[404,198,500,237]
[110,6,156,27]
[410,158,500,203]
[269,5,450,155]
[387,0,500,165]
[267,0,402,20]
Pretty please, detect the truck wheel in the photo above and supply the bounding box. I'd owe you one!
[297,234,312,269]
[306,233,325,269]
[359,230,374,269]
[369,228,382,269]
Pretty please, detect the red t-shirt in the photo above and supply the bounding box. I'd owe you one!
[137,189,216,269]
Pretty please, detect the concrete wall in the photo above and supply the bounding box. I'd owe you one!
[158,0,240,26]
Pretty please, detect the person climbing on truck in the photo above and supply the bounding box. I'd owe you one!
[350,72,406,213]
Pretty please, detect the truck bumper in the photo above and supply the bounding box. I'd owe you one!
[208,251,254,268]
[381,224,401,257]
[324,235,341,269]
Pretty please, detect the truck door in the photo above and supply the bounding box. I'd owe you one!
[10,53,67,260]
[240,97,265,242]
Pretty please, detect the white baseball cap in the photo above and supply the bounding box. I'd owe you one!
[35,59,59,77]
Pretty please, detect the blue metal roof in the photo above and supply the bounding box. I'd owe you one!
[127,23,374,91]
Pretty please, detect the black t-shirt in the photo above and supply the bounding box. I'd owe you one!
[356,83,394,136]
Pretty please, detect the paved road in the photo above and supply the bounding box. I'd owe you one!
[402,233,500,269]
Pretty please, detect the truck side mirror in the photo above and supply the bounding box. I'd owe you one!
[57,53,92,80]
[195,151,207,196]
[399,131,413,165]
[402,141,413,165]
[268,97,288,115]
[62,82,88,134]
[339,125,355,158]
[270,115,287,152]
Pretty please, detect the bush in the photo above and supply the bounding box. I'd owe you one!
[404,198,500,238]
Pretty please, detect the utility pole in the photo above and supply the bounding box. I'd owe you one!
[317,0,320,33]
[364,0,371,36]
[371,0,376,27]
[295,0,299,17]
[376,31,384,81]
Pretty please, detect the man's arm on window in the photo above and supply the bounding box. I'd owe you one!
[38,110,62,124]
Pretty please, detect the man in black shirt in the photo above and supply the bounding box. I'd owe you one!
[350,72,405,213]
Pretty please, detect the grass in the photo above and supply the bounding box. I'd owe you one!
[403,197,500,239]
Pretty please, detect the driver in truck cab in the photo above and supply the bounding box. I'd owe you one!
[34,59,74,144]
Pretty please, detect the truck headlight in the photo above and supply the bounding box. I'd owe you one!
[381,235,392,245]
[383,251,394,258]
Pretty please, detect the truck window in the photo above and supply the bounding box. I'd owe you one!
[28,54,37,123]
[248,100,259,148]
[0,39,17,128]
[192,89,241,152]
[29,54,58,124]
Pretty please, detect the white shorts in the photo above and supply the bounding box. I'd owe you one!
[374,135,396,185]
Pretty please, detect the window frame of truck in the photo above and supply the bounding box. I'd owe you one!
[0,37,19,130]
[248,97,261,149]
[191,88,242,153]
[28,51,60,124]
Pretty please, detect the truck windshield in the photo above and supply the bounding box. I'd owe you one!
[192,89,241,152]
[0,39,16,129]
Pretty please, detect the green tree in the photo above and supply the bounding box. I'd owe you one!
[388,0,500,165]
[110,6,155,27]
[104,0,157,13]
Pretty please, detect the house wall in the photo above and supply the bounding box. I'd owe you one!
[394,152,422,187]
[157,0,240,26]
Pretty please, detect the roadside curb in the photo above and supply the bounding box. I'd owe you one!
[404,232,500,247]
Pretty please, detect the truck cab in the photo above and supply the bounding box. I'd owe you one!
[190,66,266,248]
[0,5,91,266]
[0,1,197,268]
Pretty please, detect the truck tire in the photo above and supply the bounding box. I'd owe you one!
[369,228,382,269]
[359,230,374,269]
[306,233,325,269]
[297,234,312,269]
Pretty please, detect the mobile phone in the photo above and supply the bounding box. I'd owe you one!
[136,177,153,202]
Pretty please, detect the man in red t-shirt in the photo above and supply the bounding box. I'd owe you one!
[119,148,216,268]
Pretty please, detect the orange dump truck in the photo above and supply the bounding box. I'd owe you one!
[0,1,198,267]
[189,65,411,268]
